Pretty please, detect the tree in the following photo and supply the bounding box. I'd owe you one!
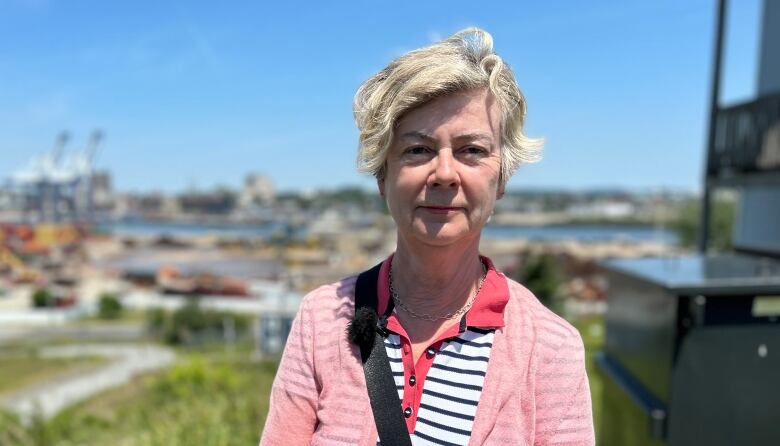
[514,252,562,311]
[31,288,54,308]
[147,299,249,345]
[671,195,735,251]
[97,293,123,319]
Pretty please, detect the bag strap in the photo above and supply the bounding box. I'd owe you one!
[355,264,413,446]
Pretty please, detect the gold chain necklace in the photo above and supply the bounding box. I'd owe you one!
[389,261,487,322]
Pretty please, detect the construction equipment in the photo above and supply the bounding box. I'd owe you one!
[0,223,86,284]
[0,246,40,283]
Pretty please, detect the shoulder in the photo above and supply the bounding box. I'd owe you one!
[501,274,584,353]
[295,274,359,326]
[301,274,358,305]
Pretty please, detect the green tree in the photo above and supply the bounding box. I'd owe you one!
[97,293,123,320]
[671,196,735,251]
[147,299,249,345]
[514,252,562,311]
[146,308,168,336]
[31,288,53,308]
[167,299,210,344]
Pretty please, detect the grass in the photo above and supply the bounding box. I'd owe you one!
[75,308,149,324]
[0,343,279,446]
[0,348,106,397]
[569,314,605,438]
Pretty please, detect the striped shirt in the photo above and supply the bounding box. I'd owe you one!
[375,255,505,445]
[385,328,493,445]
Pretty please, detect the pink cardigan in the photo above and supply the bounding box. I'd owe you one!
[260,269,594,445]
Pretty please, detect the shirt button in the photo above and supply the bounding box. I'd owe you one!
[404,407,412,418]
[409,375,416,386]
[426,348,436,358]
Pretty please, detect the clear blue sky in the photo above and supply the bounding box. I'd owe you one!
[0,0,764,194]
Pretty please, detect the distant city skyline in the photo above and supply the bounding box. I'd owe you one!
[0,0,764,194]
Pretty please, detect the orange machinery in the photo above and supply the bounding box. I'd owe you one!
[0,223,88,283]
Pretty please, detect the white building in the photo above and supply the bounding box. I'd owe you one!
[238,173,275,208]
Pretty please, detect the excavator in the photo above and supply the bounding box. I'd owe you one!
[0,223,88,284]
[0,237,41,284]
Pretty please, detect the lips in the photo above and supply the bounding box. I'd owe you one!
[419,205,462,214]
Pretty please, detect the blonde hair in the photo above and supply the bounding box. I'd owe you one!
[353,27,542,187]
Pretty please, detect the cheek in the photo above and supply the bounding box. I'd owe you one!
[469,180,500,218]
[383,177,415,215]
[391,168,424,194]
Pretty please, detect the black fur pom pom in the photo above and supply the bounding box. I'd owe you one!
[347,307,378,347]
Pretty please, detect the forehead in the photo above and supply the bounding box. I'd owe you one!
[394,89,501,140]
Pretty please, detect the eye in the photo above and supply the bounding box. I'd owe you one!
[403,146,431,156]
[460,146,488,157]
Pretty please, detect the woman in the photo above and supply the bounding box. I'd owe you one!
[261,28,594,446]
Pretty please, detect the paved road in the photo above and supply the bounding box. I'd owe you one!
[1,343,175,421]
[0,323,147,345]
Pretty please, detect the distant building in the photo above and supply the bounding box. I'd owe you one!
[239,174,275,208]
[178,188,236,215]
[567,200,636,220]
[138,193,166,216]
[0,188,13,211]
[91,170,114,211]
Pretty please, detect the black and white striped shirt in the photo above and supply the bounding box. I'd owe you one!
[382,327,495,445]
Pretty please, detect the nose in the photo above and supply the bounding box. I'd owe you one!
[429,148,459,188]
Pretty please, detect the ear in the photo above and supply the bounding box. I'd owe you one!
[497,181,505,200]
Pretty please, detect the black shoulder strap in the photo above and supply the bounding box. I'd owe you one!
[355,264,412,446]
[354,262,382,317]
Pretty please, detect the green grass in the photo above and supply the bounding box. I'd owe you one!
[0,348,105,397]
[74,308,149,324]
[0,345,279,446]
[569,315,605,438]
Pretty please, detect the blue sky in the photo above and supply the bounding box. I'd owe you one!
[0,0,764,194]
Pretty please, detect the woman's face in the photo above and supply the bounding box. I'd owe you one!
[380,88,504,249]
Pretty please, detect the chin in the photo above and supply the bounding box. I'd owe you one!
[409,223,477,248]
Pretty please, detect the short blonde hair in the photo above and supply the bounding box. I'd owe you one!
[354,27,542,187]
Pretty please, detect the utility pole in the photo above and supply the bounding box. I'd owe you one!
[698,0,727,253]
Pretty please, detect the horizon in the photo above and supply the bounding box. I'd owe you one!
[67,172,702,197]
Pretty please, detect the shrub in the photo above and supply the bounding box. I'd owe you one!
[167,299,211,344]
[146,299,249,345]
[97,293,123,319]
[671,195,735,251]
[31,288,54,308]
[152,358,240,401]
[146,308,168,335]
[514,252,563,311]
[0,410,32,446]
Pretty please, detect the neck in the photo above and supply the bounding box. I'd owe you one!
[391,233,485,320]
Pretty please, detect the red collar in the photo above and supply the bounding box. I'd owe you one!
[376,253,508,329]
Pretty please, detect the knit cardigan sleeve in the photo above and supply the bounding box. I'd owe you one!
[260,291,319,446]
[532,321,594,446]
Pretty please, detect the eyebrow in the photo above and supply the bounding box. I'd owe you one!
[455,132,494,143]
[398,131,435,142]
[398,131,494,143]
